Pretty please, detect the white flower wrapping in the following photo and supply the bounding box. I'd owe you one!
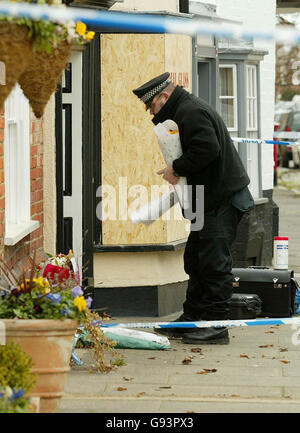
[154,119,189,210]
[131,120,189,225]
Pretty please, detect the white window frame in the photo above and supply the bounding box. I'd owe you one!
[246,64,258,131]
[4,84,39,245]
[219,64,238,132]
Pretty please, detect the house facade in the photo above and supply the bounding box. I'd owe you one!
[0,0,277,316]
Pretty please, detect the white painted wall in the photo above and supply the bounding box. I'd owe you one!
[197,0,276,191]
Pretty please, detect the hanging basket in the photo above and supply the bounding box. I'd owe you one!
[0,22,33,111]
[19,41,72,118]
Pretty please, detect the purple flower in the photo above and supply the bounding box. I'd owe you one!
[45,293,61,305]
[10,287,21,298]
[60,307,71,317]
[72,286,83,297]
[85,296,92,309]
[11,388,24,400]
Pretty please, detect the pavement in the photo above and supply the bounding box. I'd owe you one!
[59,180,300,414]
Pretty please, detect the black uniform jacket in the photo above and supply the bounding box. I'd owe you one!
[152,86,250,214]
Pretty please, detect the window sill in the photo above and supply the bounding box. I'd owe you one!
[4,220,40,246]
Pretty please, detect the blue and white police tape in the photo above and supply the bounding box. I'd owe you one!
[1,1,300,45]
[232,137,300,146]
[101,317,300,329]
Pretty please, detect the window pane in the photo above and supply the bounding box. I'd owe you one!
[220,68,234,96]
[220,99,234,128]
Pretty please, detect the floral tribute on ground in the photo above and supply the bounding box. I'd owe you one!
[0,250,124,374]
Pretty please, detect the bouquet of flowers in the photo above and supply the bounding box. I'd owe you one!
[0,250,92,321]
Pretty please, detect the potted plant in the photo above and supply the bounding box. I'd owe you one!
[0,342,38,413]
[0,250,92,413]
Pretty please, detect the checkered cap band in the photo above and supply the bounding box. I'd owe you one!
[140,78,171,104]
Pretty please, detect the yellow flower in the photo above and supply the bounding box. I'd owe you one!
[41,287,51,295]
[73,296,87,312]
[76,21,87,36]
[85,31,95,41]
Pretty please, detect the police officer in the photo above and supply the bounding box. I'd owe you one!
[133,73,254,344]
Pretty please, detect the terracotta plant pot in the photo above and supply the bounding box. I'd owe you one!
[18,41,71,118]
[3,319,78,413]
[0,22,33,111]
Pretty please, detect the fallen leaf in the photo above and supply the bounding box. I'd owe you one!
[280,360,290,364]
[148,357,156,360]
[117,387,127,391]
[159,386,172,389]
[230,394,240,397]
[196,368,217,374]
[258,344,274,348]
[123,377,133,381]
[137,392,146,397]
[280,348,288,352]
[182,356,194,364]
[265,331,274,334]
[190,348,202,353]
[240,354,249,358]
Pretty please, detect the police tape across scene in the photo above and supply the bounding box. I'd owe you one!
[99,317,300,329]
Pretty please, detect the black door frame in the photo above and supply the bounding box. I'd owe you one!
[55,34,101,287]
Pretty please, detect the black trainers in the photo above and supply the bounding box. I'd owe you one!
[182,327,229,345]
[154,314,199,339]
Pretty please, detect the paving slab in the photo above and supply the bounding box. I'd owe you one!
[59,184,300,413]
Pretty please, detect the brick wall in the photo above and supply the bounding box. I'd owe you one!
[1,112,45,277]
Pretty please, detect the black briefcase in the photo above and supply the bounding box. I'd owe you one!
[232,267,297,317]
[229,293,262,320]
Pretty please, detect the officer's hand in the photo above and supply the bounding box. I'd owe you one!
[157,165,179,185]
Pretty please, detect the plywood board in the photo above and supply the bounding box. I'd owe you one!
[100,33,192,245]
[101,34,167,245]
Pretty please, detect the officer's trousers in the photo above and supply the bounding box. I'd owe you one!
[183,202,243,320]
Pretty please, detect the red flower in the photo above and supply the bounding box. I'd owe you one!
[43,264,70,283]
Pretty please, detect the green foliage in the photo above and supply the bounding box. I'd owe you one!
[0,289,87,320]
[0,395,31,413]
[0,343,36,413]
[0,342,36,393]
